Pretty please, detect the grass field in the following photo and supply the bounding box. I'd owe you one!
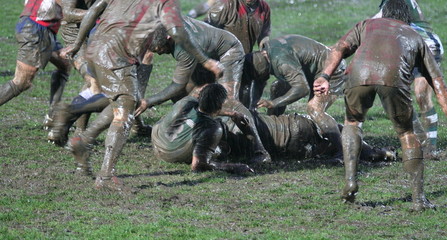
[1,0,447,239]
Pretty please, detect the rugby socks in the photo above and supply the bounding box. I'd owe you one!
[0,80,22,106]
[412,111,427,144]
[421,107,438,151]
[341,125,362,202]
[49,70,68,107]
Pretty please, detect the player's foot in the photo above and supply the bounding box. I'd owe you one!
[411,197,436,212]
[131,123,152,138]
[95,176,136,194]
[423,144,441,160]
[43,114,54,131]
[47,103,74,147]
[341,180,358,203]
[66,136,92,176]
[368,147,397,162]
[250,150,272,164]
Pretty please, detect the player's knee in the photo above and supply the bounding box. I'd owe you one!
[12,71,35,91]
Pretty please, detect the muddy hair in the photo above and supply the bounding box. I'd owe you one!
[198,83,227,114]
[148,25,169,51]
[382,0,411,24]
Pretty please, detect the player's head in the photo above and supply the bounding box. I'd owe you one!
[244,51,270,82]
[198,83,228,115]
[382,0,411,24]
[149,26,172,55]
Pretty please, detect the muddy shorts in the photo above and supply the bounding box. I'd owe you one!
[344,85,414,135]
[87,60,138,101]
[15,16,62,69]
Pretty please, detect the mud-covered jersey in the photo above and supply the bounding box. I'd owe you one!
[86,0,184,69]
[20,0,62,33]
[172,17,244,85]
[153,96,327,161]
[206,0,270,53]
[268,34,345,91]
[225,112,326,159]
[151,96,199,155]
[340,18,442,91]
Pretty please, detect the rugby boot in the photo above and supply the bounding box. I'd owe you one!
[95,175,136,194]
[66,135,93,176]
[403,157,435,211]
[367,147,397,162]
[131,115,152,138]
[48,103,77,146]
[43,113,54,131]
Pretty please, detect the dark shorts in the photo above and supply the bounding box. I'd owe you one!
[344,85,414,135]
[15,17,62,69]
[87,60,139,101]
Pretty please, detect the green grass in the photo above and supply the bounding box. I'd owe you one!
[1,0,447,239]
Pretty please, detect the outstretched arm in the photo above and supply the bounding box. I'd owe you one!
[314,41,349,96]
[135,82,185,116]
[167,27,223,79]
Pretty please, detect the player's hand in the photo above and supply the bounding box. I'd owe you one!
[134,99,150,117]
[257,99,274,109]
[230,112,249,126]
[60,45,80,60]
[313,77,330,96]
[141,50,154,65]
[203,59,224,78]
[229,163,255,174]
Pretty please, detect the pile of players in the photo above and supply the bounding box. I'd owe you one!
[1,0,445,211]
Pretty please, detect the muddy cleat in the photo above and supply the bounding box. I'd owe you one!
[95,176,136,194]
[131,123,152,138]
[327,151,343,165]
[67,136,92,176]
[341,180,358,203]
[47,103,75,147]
[411,197,436,212]
[43,114,54,131]
[423,144,441,160]
[384,147,397,161]
[368,147,397,162]
[250,150,272,164]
